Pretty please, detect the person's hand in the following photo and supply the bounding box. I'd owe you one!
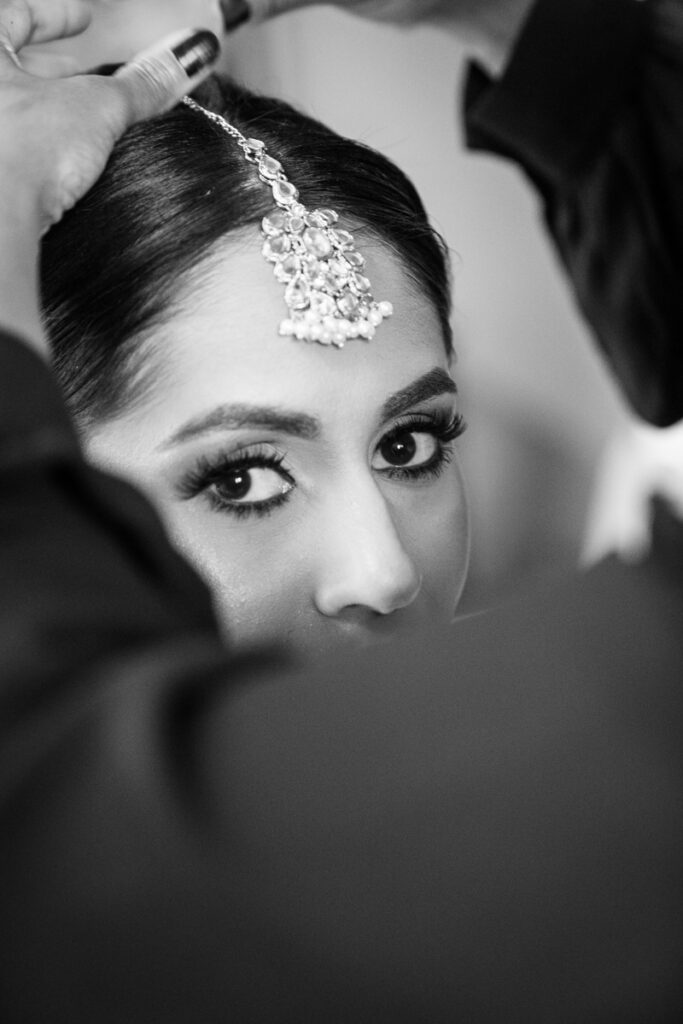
[1,0,219,225]
[0,0,219,349]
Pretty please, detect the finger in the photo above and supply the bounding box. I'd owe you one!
[21,0,90,44]
[0,0,90,52]
[21,45,80,78]
[110,27,220,126]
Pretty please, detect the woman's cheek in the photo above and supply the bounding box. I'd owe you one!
[165,506,309,644]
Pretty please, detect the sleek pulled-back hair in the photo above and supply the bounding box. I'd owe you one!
[41,75,453,430]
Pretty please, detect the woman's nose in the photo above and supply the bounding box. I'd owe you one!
[313,483,422,618]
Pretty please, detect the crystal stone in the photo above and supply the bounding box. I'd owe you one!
[352,273,372,294]
[262,210,287,236]
[310,294,336,317]
[328,258,349,278]
[287,215,306,234]
[306,211,328,228]
[334,229,354,249]
[262,234,291,261]
[344,250,364,268]
[303,227,333,258]
[246,138,265,152]
[337,292,359,318]
[272,179,298,205]
[318,208,339,225]
[324,272,345,293]
[285,278,311,310]
[274,255,300,283]
[258,155,283,179]
[312,268,343,293]
[299,254,317,274]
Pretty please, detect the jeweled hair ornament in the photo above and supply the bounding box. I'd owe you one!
[183,96,393,348]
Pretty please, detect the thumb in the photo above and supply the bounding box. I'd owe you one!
[112,28,220,127]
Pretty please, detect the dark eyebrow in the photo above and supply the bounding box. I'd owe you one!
[380,367,457,422]
[160,368,456,451]
[160,404,320,450]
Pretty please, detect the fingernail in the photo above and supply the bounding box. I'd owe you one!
[219,0,252,31]
[171,29,221,78]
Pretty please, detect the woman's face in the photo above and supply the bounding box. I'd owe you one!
[88,237,469,657]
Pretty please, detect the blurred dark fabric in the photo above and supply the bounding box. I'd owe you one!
[466,0,683,426]
[1,325,681,1022]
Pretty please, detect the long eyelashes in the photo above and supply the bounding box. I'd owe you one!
[178,446,293,518]
[388,409,466,449]
[376,411,466,483]
[177,410,466,520]
[439,410,466,444]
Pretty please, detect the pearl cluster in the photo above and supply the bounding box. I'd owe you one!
[249,139,393,347]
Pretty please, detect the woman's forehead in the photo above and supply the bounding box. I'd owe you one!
[88,243,456,471]
[85,238,455,473]
[157,238,450,407]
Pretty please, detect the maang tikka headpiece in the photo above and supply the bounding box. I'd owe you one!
[183,96,393,348]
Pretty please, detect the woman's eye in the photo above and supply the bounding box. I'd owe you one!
[209,465,293,505]
[373,429,438,471]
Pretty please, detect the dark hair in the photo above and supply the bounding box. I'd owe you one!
[41,75,453,430]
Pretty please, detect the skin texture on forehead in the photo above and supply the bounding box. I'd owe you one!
[87,237,469,658]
